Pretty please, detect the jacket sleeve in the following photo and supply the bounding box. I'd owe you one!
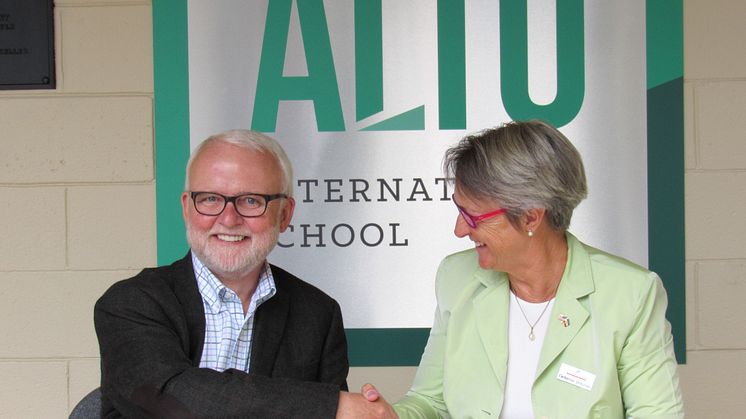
[317,298,350,391]
[617,273,684,418]
[391,300,450,419]
[94,278,342,419]
[393,259,453,419]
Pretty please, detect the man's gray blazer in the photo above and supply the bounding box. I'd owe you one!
[94,253,349,418]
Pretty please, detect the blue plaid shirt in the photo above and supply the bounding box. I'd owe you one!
[192,254,276,372]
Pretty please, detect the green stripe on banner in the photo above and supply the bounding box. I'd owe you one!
[646,0,683,88]
[646,0,685,364]
[347,328,430,367]
[153,0,190,266]
[647,78,685,364]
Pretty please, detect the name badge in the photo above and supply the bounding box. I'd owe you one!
[556,363,596,391]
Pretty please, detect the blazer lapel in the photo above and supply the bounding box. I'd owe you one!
[168,252,207,363]
[249,264,290,376]
[535,234,594,379]
[473,270,511,390]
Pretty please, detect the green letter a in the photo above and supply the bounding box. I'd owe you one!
[252,0,344,132]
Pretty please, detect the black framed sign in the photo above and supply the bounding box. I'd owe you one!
[0,0,55,90]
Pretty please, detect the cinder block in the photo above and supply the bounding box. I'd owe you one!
[696,260,746,348]
[0,96,153,184]
[685,0,746,79]
[0,270,135,358]
[679,350,746,417]
[0,361,68,418]
[686,172,746,260]
[58,5,153,92]
[69,358,101,413]
[0,187,66,270]
[697,81,746,169]
[67,185,157,270]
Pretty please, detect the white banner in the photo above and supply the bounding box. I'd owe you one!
[186,0,647,328]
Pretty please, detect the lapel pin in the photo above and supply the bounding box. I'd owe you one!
[559,314,570,327]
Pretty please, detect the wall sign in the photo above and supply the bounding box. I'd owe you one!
[153,0,685,364]
[0,0,54,90]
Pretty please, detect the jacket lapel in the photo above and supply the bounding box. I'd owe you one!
[535,234,594,379]
[473,270,511,390]
[249,264,290,376]
[168,252,207,363]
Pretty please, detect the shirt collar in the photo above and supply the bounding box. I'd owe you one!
[192,253,276,314]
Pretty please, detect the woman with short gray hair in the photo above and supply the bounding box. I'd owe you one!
[387,120,684,418]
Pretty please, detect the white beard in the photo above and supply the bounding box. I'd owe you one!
[186,222,280,278]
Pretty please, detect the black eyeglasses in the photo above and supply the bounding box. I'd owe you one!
[190,192,288,218]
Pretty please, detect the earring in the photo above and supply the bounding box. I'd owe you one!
[527,230,534,237]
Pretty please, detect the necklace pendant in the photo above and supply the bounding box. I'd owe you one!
[528,330,535,341]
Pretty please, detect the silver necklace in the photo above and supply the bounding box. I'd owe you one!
[512,292,552,341]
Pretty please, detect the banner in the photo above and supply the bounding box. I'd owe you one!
[153,0,685,364]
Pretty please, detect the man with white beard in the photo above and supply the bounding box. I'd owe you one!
[94,130,389,418]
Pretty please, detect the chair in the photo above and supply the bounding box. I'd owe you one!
[69,387,102,419]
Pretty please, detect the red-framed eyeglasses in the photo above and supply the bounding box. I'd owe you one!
[452,194,507,228]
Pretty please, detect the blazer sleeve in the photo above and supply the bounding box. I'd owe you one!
[393,258,455,419]
[391,299,450,419]
[316,298,350,391]
[617,273,684,418]
[94,277,342,419]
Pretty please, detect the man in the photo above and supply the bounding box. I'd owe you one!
[95,130,390,418]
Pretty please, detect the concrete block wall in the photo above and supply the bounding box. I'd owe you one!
[1,0,744,417]
[0,1,155,417]
[676,0,746,416]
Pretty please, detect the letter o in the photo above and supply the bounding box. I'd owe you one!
[360,223,384,247]
[331,223,355,247]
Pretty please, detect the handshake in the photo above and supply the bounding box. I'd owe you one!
[336,384,399,419]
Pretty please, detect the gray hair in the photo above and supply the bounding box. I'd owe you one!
[444,120,587,231]
[184,129,294,197]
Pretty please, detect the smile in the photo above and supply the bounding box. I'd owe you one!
[216,234,247,242]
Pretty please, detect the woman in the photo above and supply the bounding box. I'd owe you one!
[391,120,684,418]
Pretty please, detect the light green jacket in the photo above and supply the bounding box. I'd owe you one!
[394,233,683,419]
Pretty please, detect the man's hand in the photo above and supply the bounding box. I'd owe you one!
[336,384,398,419]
